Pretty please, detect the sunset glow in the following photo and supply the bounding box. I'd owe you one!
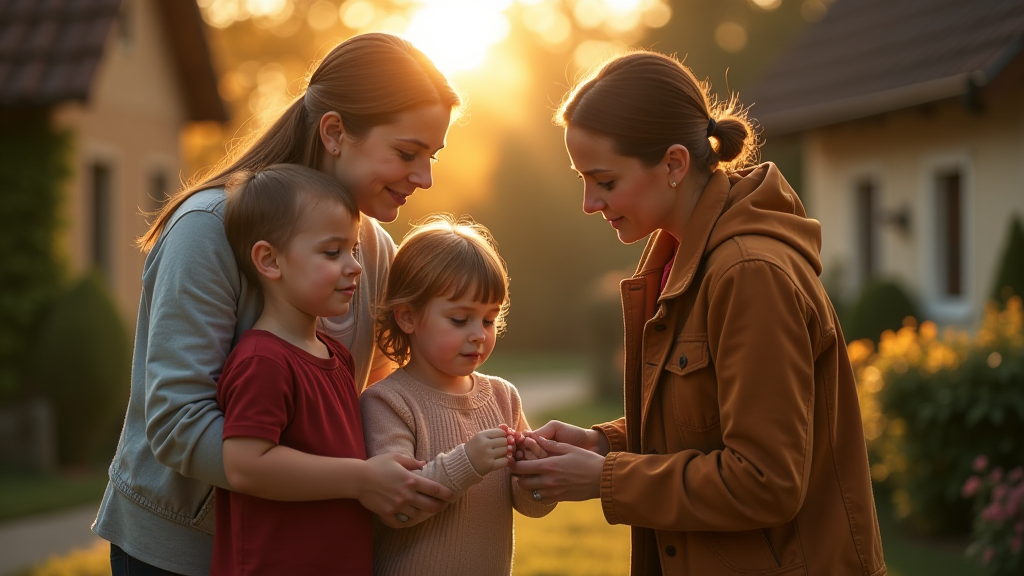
[403,1,513,75]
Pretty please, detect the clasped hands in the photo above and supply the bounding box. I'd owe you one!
[506,420,609,503]
[460,421,609,508]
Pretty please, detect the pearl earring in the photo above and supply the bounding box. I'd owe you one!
[670,180,677,188]
[333,147,338,155]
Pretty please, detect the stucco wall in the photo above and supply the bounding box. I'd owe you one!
[52,0,187,327]
[802,83,1024,326]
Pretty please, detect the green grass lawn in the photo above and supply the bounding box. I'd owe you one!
[0,467,107,522]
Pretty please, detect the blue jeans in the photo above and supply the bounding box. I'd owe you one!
[110,544,184,576]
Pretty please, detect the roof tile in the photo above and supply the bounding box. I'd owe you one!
[751,0,1024,133]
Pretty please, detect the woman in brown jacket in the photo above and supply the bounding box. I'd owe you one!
[511,51,887,576]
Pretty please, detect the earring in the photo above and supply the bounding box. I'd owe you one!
[332,147,338,155]
[670,180,677,188]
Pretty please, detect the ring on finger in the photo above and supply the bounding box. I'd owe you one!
[396,513,410,523]
[531,490,542,502]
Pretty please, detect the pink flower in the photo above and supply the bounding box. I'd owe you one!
[1008,467,1024,484]
[1015,521,1024,535]
[1011,535,1022,555]
[973,455,990,473]
[994,484,1010,503]
[982,503,1003,523]
[991,467,1005,484]
[962,476,983,498]
[983,546,995,566]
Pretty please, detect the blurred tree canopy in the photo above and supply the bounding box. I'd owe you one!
[184,0,824,353]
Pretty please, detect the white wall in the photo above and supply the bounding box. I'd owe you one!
[802,83,1024,326]
[52,0,188,326]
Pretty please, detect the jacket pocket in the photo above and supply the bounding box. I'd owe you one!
[701,526,804,574]
[665,339,719,431]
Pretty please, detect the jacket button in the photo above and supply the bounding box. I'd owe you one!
[665,545,677,557]
[678,355,688,369]
[654,324,666,331]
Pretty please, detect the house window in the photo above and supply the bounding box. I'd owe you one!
[118,0,133,49]
[854,178,877,286]
[91,162,113,285]
[150,170,169,212]
[935,169,963,298]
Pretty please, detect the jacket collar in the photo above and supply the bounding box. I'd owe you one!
[634,169,732,301]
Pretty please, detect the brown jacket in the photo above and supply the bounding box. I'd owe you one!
[595,163,885,576]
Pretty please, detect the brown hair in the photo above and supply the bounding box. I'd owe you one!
[139,33,461,252]
[223,164,359,287]
[556,51,758,173]
[376,214,510,366]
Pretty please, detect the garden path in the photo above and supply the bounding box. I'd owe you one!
[0,502,102,575]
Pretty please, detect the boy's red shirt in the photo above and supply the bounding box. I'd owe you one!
[211,329,371,576]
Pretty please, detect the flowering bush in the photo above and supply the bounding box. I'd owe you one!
[850,297,1024,535]
[962,455,1024,575]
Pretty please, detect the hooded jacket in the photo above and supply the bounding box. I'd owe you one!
[595,163,886,576]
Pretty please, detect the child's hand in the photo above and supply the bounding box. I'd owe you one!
[466,428,511,475]
[517,434,548,461]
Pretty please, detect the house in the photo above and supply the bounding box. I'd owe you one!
[750,0,1024,325]
[0,0,225,324]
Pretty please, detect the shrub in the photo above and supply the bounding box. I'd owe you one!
[29,272,130,467]
[961,456,1024,575]
[844,278,920,343]
[850,297,1024,535]
[0,111,70,400]
[991,215,1024,305]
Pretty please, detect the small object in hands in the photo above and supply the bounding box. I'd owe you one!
[532,490,542,502]
[396,513,410,523]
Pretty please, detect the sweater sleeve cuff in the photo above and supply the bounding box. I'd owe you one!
[441,444,484,491]
[601,451,622,525]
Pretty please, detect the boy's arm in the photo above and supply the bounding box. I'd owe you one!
[219,355,452,526]
[507,388,557,518]
[361,390,486,499]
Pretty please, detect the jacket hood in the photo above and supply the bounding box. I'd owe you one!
[642,162,822,303]
[706,163,822,275]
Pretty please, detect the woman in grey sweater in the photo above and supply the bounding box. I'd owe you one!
[94,33,462,576]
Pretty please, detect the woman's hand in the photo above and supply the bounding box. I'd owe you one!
[529,420,611,456]
[360,452,455,528]
[510,436,606,503]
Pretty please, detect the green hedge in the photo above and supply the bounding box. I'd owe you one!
[845,278,920,343]
[991,215,1024,305]
[0,111,69,401]
[854,300,1024,536]
[30,273,130,466]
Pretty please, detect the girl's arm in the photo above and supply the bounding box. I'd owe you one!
[360,389,487,499]
[142,207,243,489]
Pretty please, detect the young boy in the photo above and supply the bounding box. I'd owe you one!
[211,164,422,575]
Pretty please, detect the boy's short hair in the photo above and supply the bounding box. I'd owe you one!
[376,214,510,366]
[223,164,359,287]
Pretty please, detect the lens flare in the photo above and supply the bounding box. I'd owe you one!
[403,1,513,75]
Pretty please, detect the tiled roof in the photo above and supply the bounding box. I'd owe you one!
[0,0,120,106]
[750,0,1024,134]
[0,0,225,121]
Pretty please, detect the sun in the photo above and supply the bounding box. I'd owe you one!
[402,0,514,75]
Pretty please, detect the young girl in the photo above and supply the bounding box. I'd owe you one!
[360,214,554,576]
